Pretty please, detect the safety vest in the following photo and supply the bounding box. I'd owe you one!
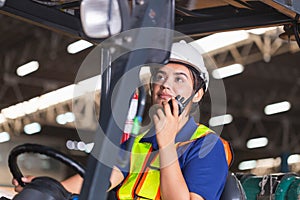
[117,124,233,200]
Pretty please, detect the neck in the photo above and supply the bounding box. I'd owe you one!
[178,112,190,131]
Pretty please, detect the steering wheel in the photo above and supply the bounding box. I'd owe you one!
[8,143,86,200]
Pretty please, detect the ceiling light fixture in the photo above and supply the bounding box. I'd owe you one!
[264,101,291,115]
[0,75,102,121]
[0,114,6,123]
[56,114,67,125]
[247,26,279,35]
[246,137,268,149]
[24,122,41,135]
[0,132,10,143]
[39,84,75,110]
[66,140,94,153]
[56,112,75,125]
[255,157,281,168]
[238,160,257,170]
[16,61,39,77]
[65,112,75,123]
[193,30,249,53]
[212,64,244,79]
[209,114,233,127]
[288,154,300,164]
[2,103,26,119]
[67,39,93,54]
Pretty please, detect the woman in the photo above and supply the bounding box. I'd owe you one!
[13,41,232,200]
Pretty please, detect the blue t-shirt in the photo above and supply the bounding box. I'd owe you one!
[118,117,228,200]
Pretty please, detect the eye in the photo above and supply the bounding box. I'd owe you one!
[175,76,185,83]
[153,73,166,82]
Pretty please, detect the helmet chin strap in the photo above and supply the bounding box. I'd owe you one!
[175,80,205,115]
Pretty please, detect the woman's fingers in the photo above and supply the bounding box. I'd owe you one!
[14,185,24,193]
[12,175,35,193]
[163,100,171,116]
[12,178,19,186]
[156,107,165,119]
[171,98,179,117]
[163,98,178,117]
[22,176,35,183]
[153,108,166,134]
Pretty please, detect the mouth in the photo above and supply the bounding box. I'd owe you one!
[157,93,173,101]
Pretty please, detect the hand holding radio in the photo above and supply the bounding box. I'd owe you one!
[167,94,194,116]
[154,94,195,147]
[153,97,180,148]
[168,95,185,116]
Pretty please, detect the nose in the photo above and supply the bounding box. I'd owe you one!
[160,77,172,90]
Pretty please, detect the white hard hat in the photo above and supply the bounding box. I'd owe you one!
[170,40,209,92]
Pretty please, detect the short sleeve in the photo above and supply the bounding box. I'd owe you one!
[182,134,228,200]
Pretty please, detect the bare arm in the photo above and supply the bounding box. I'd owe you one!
[159,144,189,199]
[107,166,125,191]
[61,166,124,194]
[61,174,83,194]
[159,145,204,200]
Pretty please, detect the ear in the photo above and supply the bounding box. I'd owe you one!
[192,88,204,103]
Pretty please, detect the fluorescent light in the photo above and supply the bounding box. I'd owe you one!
[77,75,101,93]
[56,114,67,125]
[0,75,101,120]
[66,140,94,153]
[264,101,291,115]
[238,160,257,170]
[238,157,281,171]
[247,137,268,149]
[212,64,244,79]
[247,27,278,35]
[65,112,75,123]
[194,30,249,52]
[66,140,75,150]
[2,103,26,119]
[24,122,41,135]
[23,97,39,114]
[256,157,281,168]
[288,154,300,164]
[0,114,6,123]
[0,132,10,143]
[16,61,39,77]
[67,40,93,54]
[85,142,94,153]
[56,112,75,125]
[1,86,75,119]
[209,114,233,127]
[38,85,75,110]
[77,141,86,151]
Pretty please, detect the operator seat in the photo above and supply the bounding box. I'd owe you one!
[220,172,247,200]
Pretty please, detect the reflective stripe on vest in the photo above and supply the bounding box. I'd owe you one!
[117,124,233,199]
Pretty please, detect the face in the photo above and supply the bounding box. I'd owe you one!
[151,63,195,106]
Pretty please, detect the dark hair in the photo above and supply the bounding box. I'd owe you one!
[188,66,205,93]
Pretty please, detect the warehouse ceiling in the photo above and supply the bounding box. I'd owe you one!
[0,0,299,180]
